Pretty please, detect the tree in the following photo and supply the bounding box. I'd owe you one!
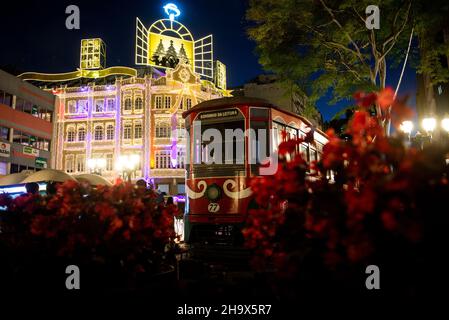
[414,0,449,85]
[246,0,413,117]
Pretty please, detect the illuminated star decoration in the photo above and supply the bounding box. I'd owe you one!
[163,3,181,22]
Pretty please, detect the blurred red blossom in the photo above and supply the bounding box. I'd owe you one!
[243,88,449,287]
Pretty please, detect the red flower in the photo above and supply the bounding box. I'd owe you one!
[354,91,377,108]
[381,211,397,231]
[377,87,395,110]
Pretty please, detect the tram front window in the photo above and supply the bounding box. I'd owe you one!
[200,121,245,165]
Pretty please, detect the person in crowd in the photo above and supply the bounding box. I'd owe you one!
[136,179,147,191]
[165,196,181,217]
[45,181,58,196]
[25,182,40,195]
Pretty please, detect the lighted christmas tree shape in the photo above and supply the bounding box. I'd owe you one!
[165,40,179,68]
[152,39,166,65]
[178,44,188,64]
[165,40,178,59]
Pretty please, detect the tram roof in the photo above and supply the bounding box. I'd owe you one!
[183,96,327,137]
[182,97,274,118]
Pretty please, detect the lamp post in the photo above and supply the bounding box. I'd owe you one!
[400,120,414,142]
[441,118,449,133]
[422,117,436,146]
[115,154,140,182]
[87,158,107,175]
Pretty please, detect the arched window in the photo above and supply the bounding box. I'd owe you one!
[67,127,76,142]
[124,97,132,111]
[135,97,143,111]
[78,127,86,141]
[106,124,114,140]
[94,126,104,141]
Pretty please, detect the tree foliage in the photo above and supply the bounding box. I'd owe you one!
[414,0,449,85]
[247,0,413,104]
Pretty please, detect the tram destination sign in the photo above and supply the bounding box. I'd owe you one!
[198,109,239,121]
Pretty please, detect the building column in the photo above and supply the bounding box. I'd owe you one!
[114,79,122,179]
[86,86,94,164]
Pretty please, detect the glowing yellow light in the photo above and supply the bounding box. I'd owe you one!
[442,118,449,132]
[422,117,436,133]
[399,120,413,135]
[80,38,106,70]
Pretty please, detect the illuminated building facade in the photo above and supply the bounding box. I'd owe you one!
[19,4,228,194]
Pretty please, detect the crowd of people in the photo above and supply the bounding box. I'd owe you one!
[20,179,183,230]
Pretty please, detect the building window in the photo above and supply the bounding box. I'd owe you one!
[67,100,77,114]
[0,126,10,140]
[186,98,192,109]
[106,98,115,112]
[155,150,171,169]
[67,127,76,142]
[106,124,114,140]
[78,127,86,141]
[0,90,13,107]
[177,122,186,139]
[155,96,163,109]
[38,108,52,122]
[124,97,132,111]
[164,96,171,109]
[32,136,50,151]
[65,155,75,173]
[106,154,113,171]
[78,100,88,114]
[94,99,104,113]
[123,123,132,140]
[157,184,170,194]
[76,155,85,172]
[134,123,143,139]
[156,123,171,138]
[177,184,185,194]
[94,125,104,141]
[177,149,186,169]
[135,97,143,111]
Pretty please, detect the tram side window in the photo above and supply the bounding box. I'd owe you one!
[250,120,269,175]
[272,121,287,151]
[301,143,310,162]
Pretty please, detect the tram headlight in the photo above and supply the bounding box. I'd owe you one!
[206,184,221,201]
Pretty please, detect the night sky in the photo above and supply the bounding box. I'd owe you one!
[0,0,417,121]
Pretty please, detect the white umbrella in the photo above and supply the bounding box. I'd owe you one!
[21,169,77,183]
[0,170,33,186]
[74,174,113,186]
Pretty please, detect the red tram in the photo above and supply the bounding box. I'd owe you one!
[182,97,328,243]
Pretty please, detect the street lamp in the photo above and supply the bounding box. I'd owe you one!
[400,120,414,139]
[422,117,436,138]
[441,118,449,133]
[115,154,140,181]
[88,158,107,175]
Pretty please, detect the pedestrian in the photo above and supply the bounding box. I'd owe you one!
[25,182,40,195]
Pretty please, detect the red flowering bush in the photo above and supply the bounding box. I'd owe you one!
[0,181,177,291]
[244,88,449,300]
